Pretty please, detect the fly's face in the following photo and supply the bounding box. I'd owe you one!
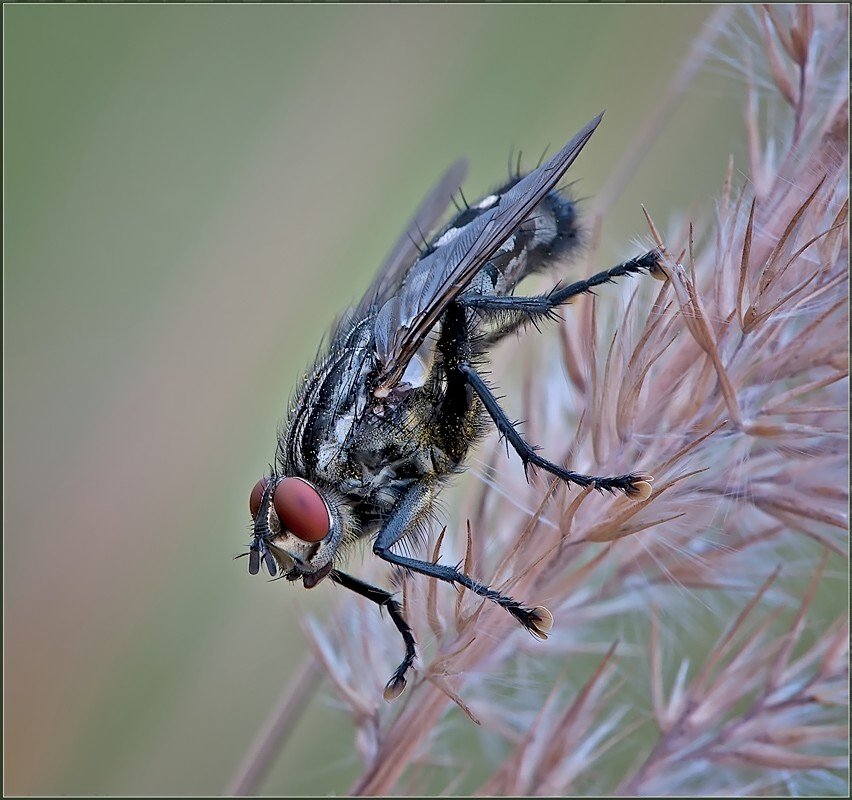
[246,475,343,588]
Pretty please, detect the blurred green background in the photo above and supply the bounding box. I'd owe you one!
[5,5,745,795]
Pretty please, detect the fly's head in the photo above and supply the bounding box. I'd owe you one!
[244,473,347,589]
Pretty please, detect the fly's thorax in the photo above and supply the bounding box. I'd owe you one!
[350,426,439,504]
[282,316,376,481]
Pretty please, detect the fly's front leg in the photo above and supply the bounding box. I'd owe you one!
[329,569,415,701]
[462,249,663,344]
[373,482,553,643]
[458,362,653,498]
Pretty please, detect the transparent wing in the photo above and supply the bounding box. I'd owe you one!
[360,157,468,312]
[373,113,604,398]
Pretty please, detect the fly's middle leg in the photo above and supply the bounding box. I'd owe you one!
[458,362,653,498]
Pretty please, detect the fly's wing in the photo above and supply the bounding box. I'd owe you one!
[361,157,469,312]
[373,113,604,398]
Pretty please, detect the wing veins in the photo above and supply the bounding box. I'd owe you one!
[375,113,604,396]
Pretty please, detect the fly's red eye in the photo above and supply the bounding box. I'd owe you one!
[249,478,269,519]
[273,477,331,542]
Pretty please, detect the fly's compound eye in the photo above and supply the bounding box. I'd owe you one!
[249,477,270,519]
[273,477,331,542]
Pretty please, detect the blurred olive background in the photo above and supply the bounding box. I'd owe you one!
[5,4,745,795]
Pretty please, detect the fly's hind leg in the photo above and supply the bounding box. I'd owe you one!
[458,362,653,498]
[461,249,663,344]
[329,569,416,701]
[372,483,553,646]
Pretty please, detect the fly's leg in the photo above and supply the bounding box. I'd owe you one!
[458,362,653,498]
[372,483,553,643]
[329,569,416,701]
[460,249,663,344]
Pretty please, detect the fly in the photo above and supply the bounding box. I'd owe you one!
[241,114,662,701]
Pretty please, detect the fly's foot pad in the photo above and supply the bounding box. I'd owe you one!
[512,605,554,641]
[625,474,654,500]
[383,673,408,702]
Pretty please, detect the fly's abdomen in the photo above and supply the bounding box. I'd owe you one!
[432,183,581,301]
